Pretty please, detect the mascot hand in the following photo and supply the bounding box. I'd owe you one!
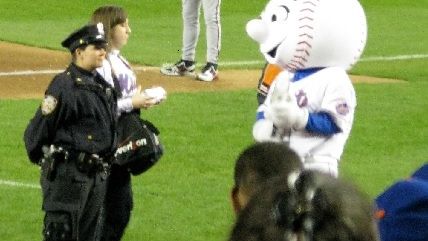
[266,97,309,130]
[289,103,309,130]
[252,119,282,142]
[270,77,292,104]
[265,77,293,128]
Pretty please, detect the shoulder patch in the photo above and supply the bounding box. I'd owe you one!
[336,102,350,115]
[41,95,58,115]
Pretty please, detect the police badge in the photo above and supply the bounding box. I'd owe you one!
[41,95,58,115]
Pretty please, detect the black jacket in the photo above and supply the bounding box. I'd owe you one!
[24,63,118,163]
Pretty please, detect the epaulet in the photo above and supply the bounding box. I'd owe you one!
[65,70,84,85]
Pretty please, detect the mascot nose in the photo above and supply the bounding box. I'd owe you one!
[246,19,268,43]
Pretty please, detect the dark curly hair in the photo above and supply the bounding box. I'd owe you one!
[229,171,379,241]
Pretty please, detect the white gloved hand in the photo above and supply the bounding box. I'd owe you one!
[265,78,309,130]
[252,119,282,142]
[270,77,292,104]
[266,98,309,130]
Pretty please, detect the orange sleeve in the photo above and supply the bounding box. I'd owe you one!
[258,63,283,95]
[263,64,282,86]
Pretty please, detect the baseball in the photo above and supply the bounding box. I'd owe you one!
[144,86,167,103]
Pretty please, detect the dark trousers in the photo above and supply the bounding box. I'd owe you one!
[101,165,133,241]
[41,160,107,241]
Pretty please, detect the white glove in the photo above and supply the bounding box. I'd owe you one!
[266,98,309,130]
[270,76,292,104]
[265,78,309,130]
[252,119,282,142]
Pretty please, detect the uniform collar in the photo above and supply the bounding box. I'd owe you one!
[71,63,97,78]
[69,63,103,87]
[292,67,325,82]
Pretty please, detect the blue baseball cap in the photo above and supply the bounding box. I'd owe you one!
[375,163,428,241]
[412,164,428,181]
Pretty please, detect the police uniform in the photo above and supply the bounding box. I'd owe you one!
[24,24,117,241]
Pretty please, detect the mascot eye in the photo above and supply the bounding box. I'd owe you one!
[271,5,290,22]
[272,15,277,22]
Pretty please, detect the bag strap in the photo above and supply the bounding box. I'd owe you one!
[141,118,160,135]
[107,56,123,98]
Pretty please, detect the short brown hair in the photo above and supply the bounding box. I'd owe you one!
[234,142,302,197]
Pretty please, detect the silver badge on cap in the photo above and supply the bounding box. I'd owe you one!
[97,22,105,36]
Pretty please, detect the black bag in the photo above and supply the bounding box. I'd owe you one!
[114,112,163,175]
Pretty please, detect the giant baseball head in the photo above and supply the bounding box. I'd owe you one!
[246,0,367,71]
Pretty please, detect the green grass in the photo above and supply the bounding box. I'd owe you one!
[1,84,428,240]
[341,82,428,196]
[1,0,427,78]
[0,0,428,240]
[0,0,266,66]
[0,91,256,240]
[353,58,428,82]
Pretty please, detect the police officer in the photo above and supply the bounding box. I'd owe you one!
[24,23,118,241]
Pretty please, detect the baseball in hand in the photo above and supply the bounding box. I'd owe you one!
[144,86,167,104]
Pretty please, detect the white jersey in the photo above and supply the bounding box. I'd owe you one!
[97,50,137,114]
[262,67,356,176]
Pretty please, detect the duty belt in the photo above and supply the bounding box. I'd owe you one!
[68,150,111,174]
[42,145,111,177]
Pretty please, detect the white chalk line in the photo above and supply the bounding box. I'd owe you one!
[359,54,428,62]
[0,179,40,189]
[0,54,427,77]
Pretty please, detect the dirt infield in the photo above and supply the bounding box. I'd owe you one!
[0,41,402,99]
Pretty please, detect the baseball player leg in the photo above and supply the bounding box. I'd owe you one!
[202,0,221,64]
[195,0,221,81]
[182,0,202,62]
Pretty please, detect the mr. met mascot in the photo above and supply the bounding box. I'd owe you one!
[248,0,367,177]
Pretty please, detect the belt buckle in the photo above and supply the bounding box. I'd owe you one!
[76,152,95,173]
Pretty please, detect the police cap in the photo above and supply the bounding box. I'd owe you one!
[61,23,107,52]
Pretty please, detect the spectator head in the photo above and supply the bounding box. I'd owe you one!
[230,170,379,241]
[90,5,128,51]
[231,142,302,213]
